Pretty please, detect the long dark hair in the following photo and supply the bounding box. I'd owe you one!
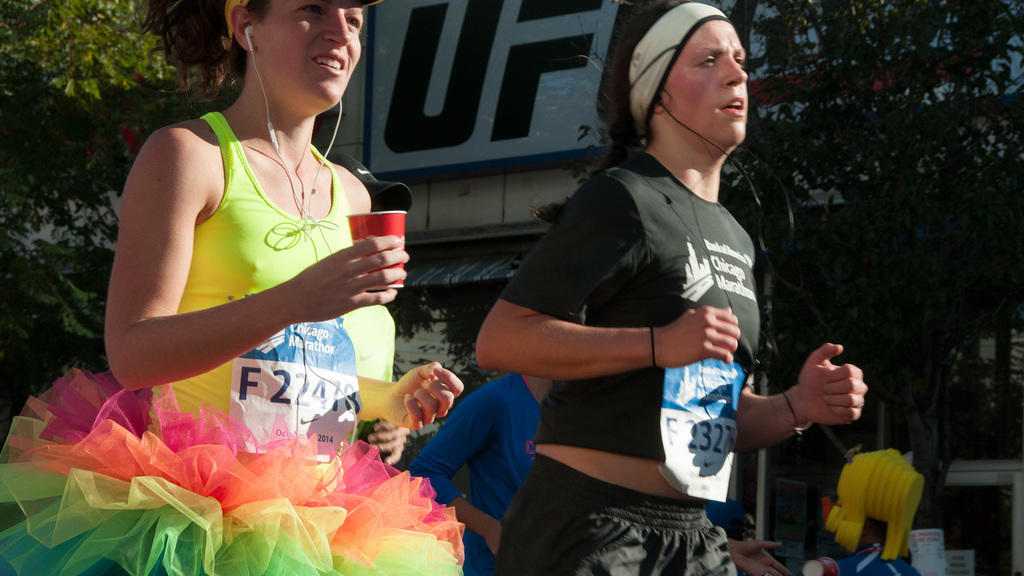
[143,0,270,97]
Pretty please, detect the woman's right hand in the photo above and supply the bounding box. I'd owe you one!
[654,306,740,367]
[282,235,409,322]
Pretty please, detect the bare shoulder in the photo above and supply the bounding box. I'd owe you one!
[126,118,224,217]
[140,119,220,168]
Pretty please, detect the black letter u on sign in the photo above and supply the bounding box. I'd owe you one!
[384,0,503,153]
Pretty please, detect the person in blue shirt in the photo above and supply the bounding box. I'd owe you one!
[411,374,552,576]
[834,521,920,576]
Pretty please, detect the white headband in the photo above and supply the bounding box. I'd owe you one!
[628,2,729,136]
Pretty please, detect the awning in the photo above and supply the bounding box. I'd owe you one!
[401,226,544,288]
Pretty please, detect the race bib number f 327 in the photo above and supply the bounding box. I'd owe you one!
[229,320,359,460]
[659,359,745,502]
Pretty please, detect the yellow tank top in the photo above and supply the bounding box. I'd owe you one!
[169,111,395,416]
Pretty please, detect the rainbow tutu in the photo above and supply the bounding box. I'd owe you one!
[0,370,463,575]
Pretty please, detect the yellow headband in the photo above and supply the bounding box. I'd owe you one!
[224,0,385,40]
[224,0,248,40]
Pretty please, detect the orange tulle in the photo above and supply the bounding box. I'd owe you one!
[0,369,463,576]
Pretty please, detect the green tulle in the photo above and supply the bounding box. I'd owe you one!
[0,373,463,576]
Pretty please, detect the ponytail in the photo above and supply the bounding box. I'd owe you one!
[595,0,686,173]
[143,0,269,97]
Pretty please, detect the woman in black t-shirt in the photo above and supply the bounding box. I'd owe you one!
[476,2,868,575]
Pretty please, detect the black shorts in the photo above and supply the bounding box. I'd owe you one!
[495,454,734,576]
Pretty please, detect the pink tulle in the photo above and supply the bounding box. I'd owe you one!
[38,369,152,443]
[4,369,464,571]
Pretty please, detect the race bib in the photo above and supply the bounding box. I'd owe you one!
[229,319,360,460]
[659,359,746,501]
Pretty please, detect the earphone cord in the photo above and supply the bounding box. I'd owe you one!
[249,43,308,219]
[245,35,357,451]
[659,101,795,376]
[312,101,344,256]
[248,33,344,235]
[658,103,795,252]
[292,328,362,449]
[311,100,343,201]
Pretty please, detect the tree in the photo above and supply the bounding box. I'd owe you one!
[0,0,225,439]
[726,0,1024,530]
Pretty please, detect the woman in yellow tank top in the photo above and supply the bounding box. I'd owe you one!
[0,1,466,574]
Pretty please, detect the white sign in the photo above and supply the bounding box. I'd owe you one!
[945,550,974,576]
[909,528,947,576]
[365,0,621,177]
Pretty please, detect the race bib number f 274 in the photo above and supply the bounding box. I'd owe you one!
[229,320,359,460]
[659,359,745,501]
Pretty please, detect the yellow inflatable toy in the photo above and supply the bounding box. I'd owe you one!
[825,449,924,559]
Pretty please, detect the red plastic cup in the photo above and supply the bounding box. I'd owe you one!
[803,557,839,576]
[346,210,406,288]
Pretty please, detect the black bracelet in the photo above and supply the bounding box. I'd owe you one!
[783,389,812,434]
[649,326,658,368]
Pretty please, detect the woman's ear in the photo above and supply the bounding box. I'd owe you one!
[652,88,675,115]
[227,4,253,51]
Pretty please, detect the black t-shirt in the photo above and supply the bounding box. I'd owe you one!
[501,153,760,461]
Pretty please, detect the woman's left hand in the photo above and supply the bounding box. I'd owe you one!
[392,362,464,429]
[728,539,792,576]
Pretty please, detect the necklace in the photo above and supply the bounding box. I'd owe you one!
[244,142,321,219]
[243,34,344,245]
[241,137,340,256]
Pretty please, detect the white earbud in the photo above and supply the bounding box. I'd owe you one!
[243,23,280,155]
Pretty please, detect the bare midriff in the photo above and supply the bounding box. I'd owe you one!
[536,443,701,501]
